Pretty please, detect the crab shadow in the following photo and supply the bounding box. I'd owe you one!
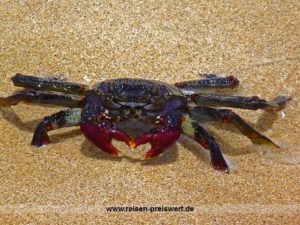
[205,110,279,135]
[0,107,41,132]
[79,139,123,162]
[191,127,257,157]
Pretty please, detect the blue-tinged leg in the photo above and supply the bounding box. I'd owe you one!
[190,107,281,152]
[11,73,88,95]
[174,74,239,95]
[0,90,83,108]
[190,94,291,111]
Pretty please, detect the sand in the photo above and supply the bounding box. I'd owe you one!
[0,1,299,224]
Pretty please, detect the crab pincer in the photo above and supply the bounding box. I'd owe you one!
[80,120,133,156]
[133,126,181,159]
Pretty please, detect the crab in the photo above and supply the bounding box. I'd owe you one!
[0,73,291,173]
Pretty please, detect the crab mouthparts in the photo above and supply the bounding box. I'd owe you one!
[128,140,137,148]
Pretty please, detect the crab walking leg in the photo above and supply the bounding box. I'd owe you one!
[191,94,291,111]
[31,108,82,146]
[190,107,281,152]
[174,75,239,94]
[181,115,229,173]
[11,73,89,95]
[0,90,83,108]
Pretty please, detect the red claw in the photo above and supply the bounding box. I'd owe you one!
[81,119,181,160]
[134,127,181,159]
[81,121,133,156]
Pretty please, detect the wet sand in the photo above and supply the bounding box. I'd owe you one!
[0,1,299,224]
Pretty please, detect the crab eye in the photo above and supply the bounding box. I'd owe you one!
[143,100,168,112]
[103,100,122,110]
[144,96,187,112]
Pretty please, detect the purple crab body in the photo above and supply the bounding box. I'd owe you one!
[80,79,187,159]
[0,73,291,173]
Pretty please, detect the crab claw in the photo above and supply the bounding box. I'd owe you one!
[81,120,133,156]
[134,127,181,159]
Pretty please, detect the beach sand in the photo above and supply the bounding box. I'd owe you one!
[0,1,299,224]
